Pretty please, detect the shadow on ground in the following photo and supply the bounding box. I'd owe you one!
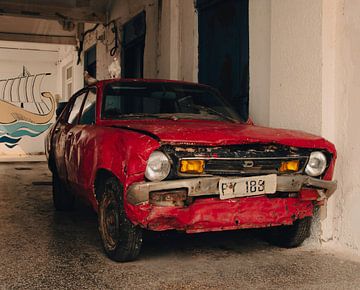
[1,162,360,289]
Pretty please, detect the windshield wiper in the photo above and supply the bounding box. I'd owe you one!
[193,105,238,123]
[114,113,177,120]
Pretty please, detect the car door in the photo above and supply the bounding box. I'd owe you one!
[52,102,72,181]
[65,87,97,197]
[55,90,88,183]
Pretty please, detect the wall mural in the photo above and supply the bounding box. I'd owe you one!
[0,66,55,148]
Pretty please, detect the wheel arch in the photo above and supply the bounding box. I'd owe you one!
[94,168,121,202]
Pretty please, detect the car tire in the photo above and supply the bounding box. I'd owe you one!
[262,217,312,248]
[52,171,74,211]
[98,176,142,262]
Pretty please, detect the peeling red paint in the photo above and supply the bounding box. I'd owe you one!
[126,196,314,233]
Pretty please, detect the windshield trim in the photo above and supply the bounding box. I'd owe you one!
[100,81,243,123]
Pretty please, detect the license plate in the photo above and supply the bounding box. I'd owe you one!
[219,174,277,200]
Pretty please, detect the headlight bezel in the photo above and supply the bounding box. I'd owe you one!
[145,150,172,182]
[305,151,328,177]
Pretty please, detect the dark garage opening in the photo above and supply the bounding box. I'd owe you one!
[122,11,146,78]
[197,0,249,121]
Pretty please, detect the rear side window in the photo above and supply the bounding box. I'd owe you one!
[79,88,96,125]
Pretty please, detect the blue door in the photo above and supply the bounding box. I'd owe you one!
[197,0,249,121]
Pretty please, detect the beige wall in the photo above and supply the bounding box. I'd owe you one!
[249,0,271,126]
[249,0,324,134]
[269,0,323,135]
[83,0,198,82]
[325,0,360,253]
[250,0,360,255]
[57,45,83,101]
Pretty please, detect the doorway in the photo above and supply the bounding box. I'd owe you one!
[197,0,249,121]
[84,45,97,78]
[122,12,146,78]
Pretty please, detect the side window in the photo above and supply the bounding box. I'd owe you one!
[67,92,87,124]
[79,88,97,125]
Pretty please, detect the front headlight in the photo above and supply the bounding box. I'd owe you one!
[305,151,327,177]
[145,151,171,181]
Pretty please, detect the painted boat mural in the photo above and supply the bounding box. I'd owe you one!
[0,67,55,148]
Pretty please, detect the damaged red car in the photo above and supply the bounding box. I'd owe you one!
[46,79,337,262]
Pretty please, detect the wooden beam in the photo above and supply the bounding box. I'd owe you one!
[0,32,77,45]
[0,1,106,23]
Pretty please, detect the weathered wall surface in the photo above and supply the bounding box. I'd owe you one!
[323,0,360,253]
[249,0,323,136]
[249,0,270,126]
[249,0,360,255]
[56,45,83,101]
[83,0,198,82]
[0,41,59,155]
[268,0,323,135]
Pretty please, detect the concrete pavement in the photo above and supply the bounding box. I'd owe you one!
[0,162,359,289]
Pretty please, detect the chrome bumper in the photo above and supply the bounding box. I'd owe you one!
[127,175,337,205]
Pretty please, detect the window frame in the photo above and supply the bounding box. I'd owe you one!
[78,86,97,125]
[61,88,89,125]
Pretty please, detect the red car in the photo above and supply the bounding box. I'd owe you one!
[46,79,337,262]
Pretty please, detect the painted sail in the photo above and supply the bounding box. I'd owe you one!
[0,67,55,148]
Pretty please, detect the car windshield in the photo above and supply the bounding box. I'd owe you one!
[101,81,243,122]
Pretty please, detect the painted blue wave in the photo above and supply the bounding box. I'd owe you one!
[0,121,52,148]
[0,135,21,144]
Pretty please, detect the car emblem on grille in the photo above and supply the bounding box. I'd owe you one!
[242,160,254,168]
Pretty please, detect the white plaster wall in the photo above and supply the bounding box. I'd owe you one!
[249,0,323,134]
[325,0,360,253]
[249,0,360,255]
[269,0,323,135]
[179,0,198,82]
[83,23,114,80]
[249,0,271,126]
[57,45,84,101]
[83,0,198,82]
[0,41,60,156]
[84,0,158,80]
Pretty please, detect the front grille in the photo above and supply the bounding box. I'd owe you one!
[203,157,308,176]
[162,143,312,178]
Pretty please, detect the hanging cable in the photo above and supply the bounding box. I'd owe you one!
[77,23,100,65]
[110,21,119,56]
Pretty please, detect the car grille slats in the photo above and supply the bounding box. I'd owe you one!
[162,144,312,177]
[203,157,308,176]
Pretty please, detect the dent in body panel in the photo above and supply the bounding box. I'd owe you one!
[69,125,160,211]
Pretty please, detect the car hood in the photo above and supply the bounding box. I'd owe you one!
[107,119,336,153]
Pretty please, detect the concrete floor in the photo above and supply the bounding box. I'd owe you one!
[0,162,359,289]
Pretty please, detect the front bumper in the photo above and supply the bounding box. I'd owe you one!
[127,175,337,205]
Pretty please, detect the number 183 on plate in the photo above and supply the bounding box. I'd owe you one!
[218,174,277,200]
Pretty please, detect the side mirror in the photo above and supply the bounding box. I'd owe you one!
[56,102,68,120]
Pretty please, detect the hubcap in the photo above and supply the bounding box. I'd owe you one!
[101,191,120,249]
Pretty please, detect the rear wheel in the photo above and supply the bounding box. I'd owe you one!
[98,176,142,262]
[262,217,312,248]
[52,171,74,211]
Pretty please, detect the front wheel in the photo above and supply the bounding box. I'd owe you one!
[262,217,312,248]
[98,177,142,262]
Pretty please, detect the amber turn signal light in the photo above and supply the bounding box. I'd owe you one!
[279,160,299,172]
[180,160,205,174]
